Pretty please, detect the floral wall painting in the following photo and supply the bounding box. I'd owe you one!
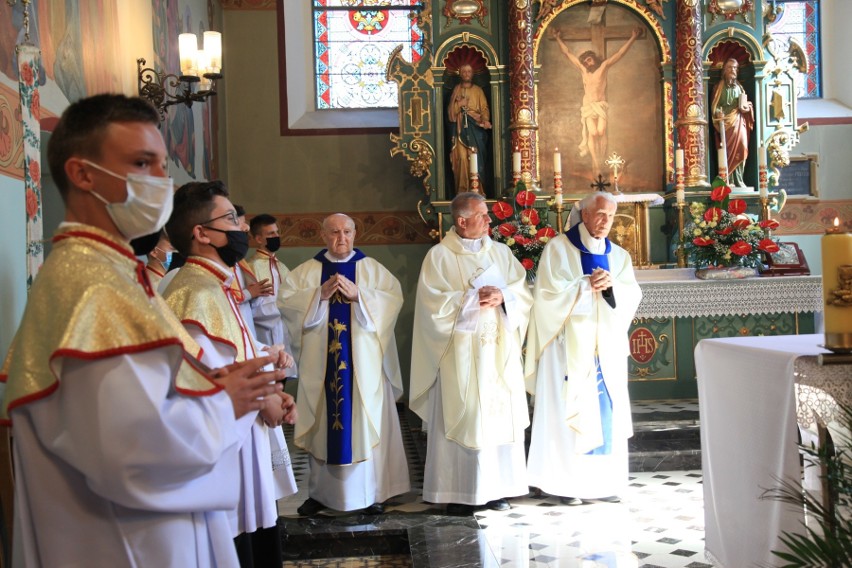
[536,3,664,193]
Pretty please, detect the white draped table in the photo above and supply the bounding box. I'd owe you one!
[695,334,851,567]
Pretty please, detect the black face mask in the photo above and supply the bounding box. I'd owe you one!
[265,236,281,253]
[130,232,162,256]
[204,227,249,267]
[168,253,186,272]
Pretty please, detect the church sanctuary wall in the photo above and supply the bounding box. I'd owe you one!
[221,7,429,396]
[0,0,222,357]
[775,123,852,275]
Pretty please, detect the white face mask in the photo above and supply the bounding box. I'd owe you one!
[83,160,174,240]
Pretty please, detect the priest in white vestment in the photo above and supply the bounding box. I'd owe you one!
[525,192,642,503]
[0,95,285,568]
[410,192,532,515]
[280,214,410,516]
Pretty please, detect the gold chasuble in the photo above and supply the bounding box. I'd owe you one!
[1,225,216,424]
[163,256,257,363]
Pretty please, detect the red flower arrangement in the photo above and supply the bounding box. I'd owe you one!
[682,177,779,269]
[490,181,556,279]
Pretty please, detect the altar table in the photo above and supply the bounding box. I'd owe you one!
[696,334,851,567]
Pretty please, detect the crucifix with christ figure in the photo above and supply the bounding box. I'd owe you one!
[550,7,643,178]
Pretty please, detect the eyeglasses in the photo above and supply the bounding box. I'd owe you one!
[199,210,239,227]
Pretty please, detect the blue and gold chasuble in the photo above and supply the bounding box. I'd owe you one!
[565,224,613,455]
[315,248,367,465]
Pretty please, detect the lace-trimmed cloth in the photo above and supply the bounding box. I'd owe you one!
[636,275,823,318]
[795,355,852,432]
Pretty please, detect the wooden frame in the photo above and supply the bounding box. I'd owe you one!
[761,242,811,277]
[781,154,819,199]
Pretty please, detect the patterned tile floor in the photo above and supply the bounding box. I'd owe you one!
[280,401,710,568]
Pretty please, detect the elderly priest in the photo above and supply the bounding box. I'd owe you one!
[525,191,642,504]
[280,213,410,516]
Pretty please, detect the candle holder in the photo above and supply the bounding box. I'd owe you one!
[512,172,521,185]
[553,171,564,232]
[675,201,687,268]
[759,196,771,228]
[718,165,728,185]
[469,171,482,194]
[675,170,687,267]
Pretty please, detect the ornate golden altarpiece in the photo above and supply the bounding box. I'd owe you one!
[387,0,808,266]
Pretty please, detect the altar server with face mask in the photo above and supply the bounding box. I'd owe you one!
[162,180,297,568]
[0,94,286,568]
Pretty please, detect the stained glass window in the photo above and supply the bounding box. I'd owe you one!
[313,1,424,110]
[767,0,821,98]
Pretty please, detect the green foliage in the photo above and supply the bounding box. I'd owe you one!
[762,404,852,567]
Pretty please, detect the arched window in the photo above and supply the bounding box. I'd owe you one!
[768,0,822,98]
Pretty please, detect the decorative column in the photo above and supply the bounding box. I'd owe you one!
[508,0,537,187]
[675,0,708,187]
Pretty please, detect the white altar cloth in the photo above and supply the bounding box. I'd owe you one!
[696,334,832,568]
[635,274,822,319]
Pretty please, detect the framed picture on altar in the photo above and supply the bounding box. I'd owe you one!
[780,154,819,199]
[760,242,810,277]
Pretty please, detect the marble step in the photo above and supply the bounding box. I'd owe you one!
[628,421,702,472]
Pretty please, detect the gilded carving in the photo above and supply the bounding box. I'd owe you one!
[707,0,754,24]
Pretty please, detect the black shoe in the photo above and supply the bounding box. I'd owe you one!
[363,502,385,515]
[297,497,325,516]
[596,495,621,503]
[485,498,510,511]
[445,503,474,516]
[560,496,583,506]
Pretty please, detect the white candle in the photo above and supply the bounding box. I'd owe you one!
[469,151,478,175]
[556,193,563,206]
[512,149,521,174]
[759,183,768,199]
[718,146,727,172]
[676,188,685,204]
[553,147,562,173]
[675,148,684,171]
[759,145,766,169]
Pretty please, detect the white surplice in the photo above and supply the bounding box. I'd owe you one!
[166,259,296,536]
[11,352,242,568]
[525,225,642,499]
[410,228,532,505]
[280,251,410,511]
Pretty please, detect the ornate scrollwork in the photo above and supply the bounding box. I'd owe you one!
[137,58,221,121]
[707,0,754,24]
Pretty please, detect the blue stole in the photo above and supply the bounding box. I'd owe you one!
[565,224,613,455]
[315,248,366,465]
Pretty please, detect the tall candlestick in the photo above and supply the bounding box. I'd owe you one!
[553,147,562,173]
[512,149,521,176]
[821,217,852,352]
